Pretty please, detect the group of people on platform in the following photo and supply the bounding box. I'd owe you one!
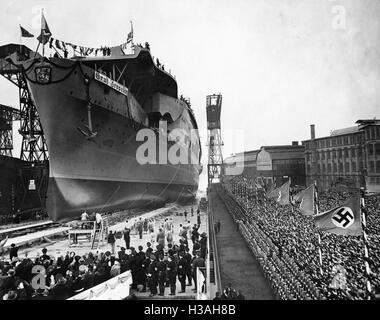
[0,204,208,300]
[219,175,380,300]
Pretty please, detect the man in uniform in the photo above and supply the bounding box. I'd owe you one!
[123,223,131,249]
[157,255,167,296]
[167,255,177,296]
[147,254,158,297]
[136,245,146,291]
[138,218,143,239]
[184,247,193,286]
[141,252,151,292]
[192,251,205,292]
[177,251,187,293]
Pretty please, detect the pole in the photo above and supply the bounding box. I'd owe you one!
[360,188,372,299]
[314,180,323,275]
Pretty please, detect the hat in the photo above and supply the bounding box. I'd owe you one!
[149,254,156,260]
[8,269,15,276]
[201,232,207,237]
[120,247,126,251]
[79,265,87,273]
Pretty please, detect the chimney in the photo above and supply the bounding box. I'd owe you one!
[292,141,298,146]
[310,124,315,140]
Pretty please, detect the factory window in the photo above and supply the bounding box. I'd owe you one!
[371,127,376,139]
[351,147,356,158]
[323,164,326,172]
[333,163,337,173]
[339,163,343,173]
[369,144,374,156]
[358,148,362,158]
[352,162,356,172]
[377,161,380,173]
[337,149,342,158]
[375,143,380,155]
[327,151,330,160]
[318,164,321,173]
[376,127,380,138]
[316,152,320,160]
[345,162,350,173]
[370,161,375,173]
[328,164,332,173]
[332,149,336,159]
[344,148,348,158]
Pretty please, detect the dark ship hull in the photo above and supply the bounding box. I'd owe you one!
[21,46,201,221]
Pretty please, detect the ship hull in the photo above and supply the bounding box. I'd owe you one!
[24,58,200,221]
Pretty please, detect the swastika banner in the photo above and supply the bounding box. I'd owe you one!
[314,194,362,236]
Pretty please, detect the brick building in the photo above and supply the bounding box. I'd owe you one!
[302,120,380,191]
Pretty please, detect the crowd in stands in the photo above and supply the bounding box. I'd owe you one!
[218,175,380,300]
[0,207,209,300]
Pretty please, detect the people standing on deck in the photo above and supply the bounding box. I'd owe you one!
[107,231,116,255]
[81,211,89,229]
[141,252,151,293]
[184,210,188,221]
[9,244,19,261]
[191,207,194,217]
[199,233,207,260]
[137,218,143,239]
[167,255,177,296]
[95,213,102,230]
[184,247,193,287]
[143,219,148,235]
[191,251,205,292]
[191,225,200,244]
[157,255,167,296]
[166,229,173,247]
[177,251,187,293]
[123,223,131,249]
[156,228,166,248]
[147,254,158,297]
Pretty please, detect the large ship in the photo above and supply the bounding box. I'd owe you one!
[16,43,202,221]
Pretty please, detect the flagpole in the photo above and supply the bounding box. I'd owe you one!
[314,181,323,275]
[19,24,22,53]
[360,187,372,299]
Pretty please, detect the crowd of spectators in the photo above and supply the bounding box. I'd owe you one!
[0,208,208,300]
[218,175,380,300]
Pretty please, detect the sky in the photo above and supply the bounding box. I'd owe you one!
[1,0,380,191]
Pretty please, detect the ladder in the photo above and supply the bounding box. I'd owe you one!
[91,216,109,250]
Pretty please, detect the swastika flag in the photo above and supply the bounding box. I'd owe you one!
[314,194,362,236]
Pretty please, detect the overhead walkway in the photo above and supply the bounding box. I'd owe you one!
[209,184,275,300]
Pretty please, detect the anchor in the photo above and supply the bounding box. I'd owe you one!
[77,102,98,139]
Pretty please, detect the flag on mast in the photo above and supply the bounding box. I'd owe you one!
[314,194,362,236]
[37,11,52,45]
[20,25,34,38]
[267,180,290,205]
[127,21,134,43]
[293,184,315,216]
